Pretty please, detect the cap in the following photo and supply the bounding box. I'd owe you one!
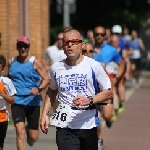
[17,36,30,45]
[112,25,122,34]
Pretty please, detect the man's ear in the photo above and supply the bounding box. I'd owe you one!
[81,42,85,49]
[1,66,5,73]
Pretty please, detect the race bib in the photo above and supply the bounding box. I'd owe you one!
[50,104,75,128]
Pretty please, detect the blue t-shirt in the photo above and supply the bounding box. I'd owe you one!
[119,37,126,50]
[93,43,122,63]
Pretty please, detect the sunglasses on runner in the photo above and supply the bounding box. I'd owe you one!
[63,39,83,46]
[95,33,105,37]
[82,50,94,54]
[17,44,29,49]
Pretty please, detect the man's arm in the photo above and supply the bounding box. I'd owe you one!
[139,38,145,51]
[0,91,14,104]
[40,87,58,134]
[116,59,124,79]
[30,59,50,96]
[42,87,58,115]
[34,59,50,88]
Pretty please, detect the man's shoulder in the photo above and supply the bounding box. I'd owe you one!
[85,56,101,68]
[104,43,115,49]
[51,60,65,71]
[46,45,57,51]
[102,44,117,53]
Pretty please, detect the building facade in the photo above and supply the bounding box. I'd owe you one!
[0,0,49,63]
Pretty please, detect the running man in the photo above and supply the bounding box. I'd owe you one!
[93,25,124,150]
[8,36,50,150]
[40,29,113,150]
[128,30,145,89]
[0,55,16,150]
[110,34,131,114]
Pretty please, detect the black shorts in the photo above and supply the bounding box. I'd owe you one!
[56,127,98,150]
[0,121,8,148]
[11,104,40,130]
[130,58,141,70]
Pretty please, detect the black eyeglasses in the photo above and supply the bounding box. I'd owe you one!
[95,33,105,37]
[63,39,83,46]
[17,44,29,49]
[82,50,94,54]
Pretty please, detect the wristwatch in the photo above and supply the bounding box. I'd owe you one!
[89,97,94,105]
[38,87,44,93]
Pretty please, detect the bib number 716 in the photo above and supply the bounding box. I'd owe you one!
[50,104,73,128]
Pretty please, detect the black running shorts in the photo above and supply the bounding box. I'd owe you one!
[11,104,40,130]
[56,127,98,150]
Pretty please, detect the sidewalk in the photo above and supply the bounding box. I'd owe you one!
[102,76,150,150]
[5,72,150,150]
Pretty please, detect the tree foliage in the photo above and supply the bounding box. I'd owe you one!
[50,0,150,44]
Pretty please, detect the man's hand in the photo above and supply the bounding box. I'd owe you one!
[73,96,90,106]
[40,114,49,134]
[30,88,39,96]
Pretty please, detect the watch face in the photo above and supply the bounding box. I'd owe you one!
[90,98,93,104]
[38,87,43,92]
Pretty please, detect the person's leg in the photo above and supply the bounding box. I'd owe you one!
[102,104,113,121]
[116,76,125,114]
[0,121,8,150]
[133,59,141,89]
[25,106,40,146]
[95,105,104,150]
[56,127,80,150]
[11,104,26,150]
[80,127,98,150]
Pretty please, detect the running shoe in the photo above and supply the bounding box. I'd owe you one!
[111,114,117,122]
[25,125,35,147]
[105,120,113,128]
[98,139,104,150]
[117,107,124,114]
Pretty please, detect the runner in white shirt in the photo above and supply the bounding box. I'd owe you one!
[0,55,16,150]
[43,32,66,67]
[40,29,112,150]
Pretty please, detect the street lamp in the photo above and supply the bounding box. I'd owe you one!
[56,0,76,28]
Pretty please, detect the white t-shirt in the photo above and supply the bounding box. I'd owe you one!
[49,56,111,129]
[43,45,66,66]
[0,76,16,121]
[0,76,16,110]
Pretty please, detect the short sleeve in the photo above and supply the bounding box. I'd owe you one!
[113,48,122,63]
[5,79,17,96]
[49,69,58,90]
[95,63,111,90]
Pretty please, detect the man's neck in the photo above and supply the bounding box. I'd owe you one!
[57,45,62,50]
[17,55,30,63]
[94,42,103,49]
[65,54,84,66]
